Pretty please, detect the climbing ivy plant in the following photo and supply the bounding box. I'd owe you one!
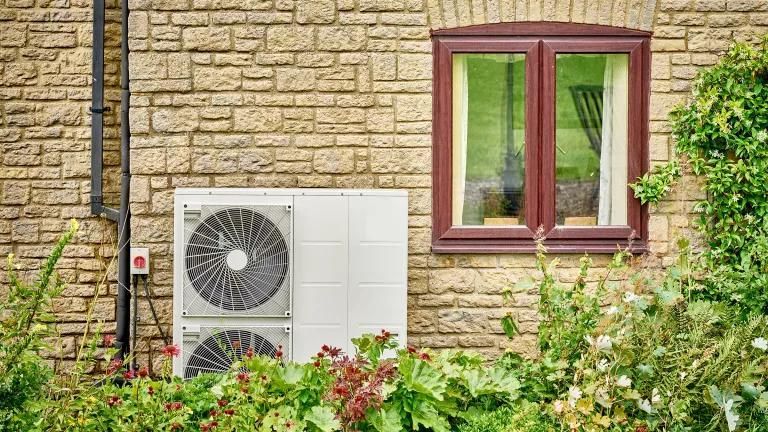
[631,37,768,314]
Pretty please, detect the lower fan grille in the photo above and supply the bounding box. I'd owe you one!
[183,327,290,380]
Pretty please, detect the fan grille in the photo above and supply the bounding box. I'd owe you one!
[183,206,291,315]
[183,328,287,380]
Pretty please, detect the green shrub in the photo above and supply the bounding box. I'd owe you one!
[456,403,558,432]
[0,220,77,431]
[26,330,520,432]
[500,239,768,432]
[631,37,768,315]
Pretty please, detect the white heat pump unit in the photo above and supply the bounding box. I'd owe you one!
[173,188,408,379]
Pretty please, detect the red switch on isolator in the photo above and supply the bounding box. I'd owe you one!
[130,247,150,275]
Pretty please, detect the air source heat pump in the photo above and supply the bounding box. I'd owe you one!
[173,188,408,378]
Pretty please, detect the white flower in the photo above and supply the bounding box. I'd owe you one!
[752,337,768,351]
[679,372,688,381]
[553,400,564,414]
[616,375,632,388]
[569,386,582,400]
[606,306,619,315]
[757,130,768,143]
[568,386,583,407]
[597,358,610,372]
[652,388,661,404]
[710,149,724,158]
[596,335,613,352]
[638,399,652,414]
[623,292,640,303]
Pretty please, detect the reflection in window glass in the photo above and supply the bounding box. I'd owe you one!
[452,53,526,226]
[555,54,629,226]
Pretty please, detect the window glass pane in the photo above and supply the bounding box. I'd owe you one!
[555,53,629,226]
[452,53,526,226]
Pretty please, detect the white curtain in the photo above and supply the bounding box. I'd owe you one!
[452,55,469,226]
[597,55,629,226]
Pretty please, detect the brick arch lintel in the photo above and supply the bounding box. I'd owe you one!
[426,0,659,32]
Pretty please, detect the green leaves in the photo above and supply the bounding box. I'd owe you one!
[500,313,519,340]
[369,406,402,432]
[399,356,447,401]
[661,39,768,315]
[304,405,340,432]
[629,160,682,205]
[463,367,520,399]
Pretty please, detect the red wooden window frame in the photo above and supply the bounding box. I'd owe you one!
[431,23,651,254]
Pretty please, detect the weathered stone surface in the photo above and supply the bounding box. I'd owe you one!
[359,0,406,11]
[437,310,489,333]
[370,148,430,173]
[266,26,315,51]
[296,0,336,23]
[313,149,355,173]
[397,54,431,80]
[181,27,230,51]
[239,149,274,172]
[317,27,367,51]
[275,68,316,91]
[428,268,477,293]
[193,66,241,90]
[152,108,199,132]
[396,94,431,121]
[233,108,282,132]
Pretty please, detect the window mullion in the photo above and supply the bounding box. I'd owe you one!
[539,41,556,234]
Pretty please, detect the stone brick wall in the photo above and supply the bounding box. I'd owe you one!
[3,0,768,370]
[0,0,124,371]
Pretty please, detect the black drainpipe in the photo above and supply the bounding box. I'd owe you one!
[91,0,131,361]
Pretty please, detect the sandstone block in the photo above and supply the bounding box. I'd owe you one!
[297,0,336,23]
[266,26,315,52]
[396,94,431,121]
[182,27,230,51]
[437,309,489,333]
[408,310,437,333]
[370,148,430,173]
[1,181,30,205]
[317,26,366,51]
[192,149,239,173]
[193,66,241,91]
[428,268,476,293]
[313,149,355,173]
[275,68,316,91]
[131,148,166,174]
[397,54,431,80]
[0,24,26,47]
[316,108,365,124]
[233,108,282,132]
[129,52,167,80]
[359,0,406,11]
[152,108,199,132]
[239,149,274,173]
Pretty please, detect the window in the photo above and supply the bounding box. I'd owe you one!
[432,23,650,253]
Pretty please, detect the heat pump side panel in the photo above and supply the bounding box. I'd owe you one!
[291,195,349,362]
[348,195,408,349]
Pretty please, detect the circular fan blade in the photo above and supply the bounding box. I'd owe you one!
[185,208,289,311]
[184,329,277,380]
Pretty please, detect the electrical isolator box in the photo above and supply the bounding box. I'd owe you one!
[130,247,150,275]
